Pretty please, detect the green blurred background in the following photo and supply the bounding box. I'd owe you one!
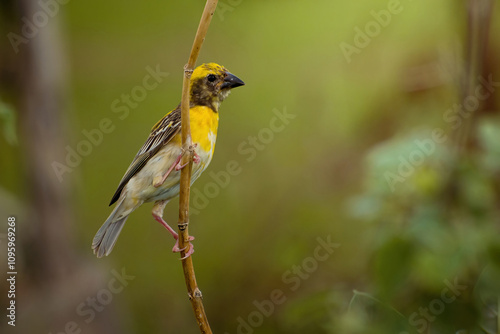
[1,0,500,333]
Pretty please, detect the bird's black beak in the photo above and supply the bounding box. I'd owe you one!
[221,72,245,89]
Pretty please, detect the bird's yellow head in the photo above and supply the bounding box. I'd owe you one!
[189,63,244,111]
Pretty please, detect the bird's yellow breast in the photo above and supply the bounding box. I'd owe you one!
[189,105,219,154]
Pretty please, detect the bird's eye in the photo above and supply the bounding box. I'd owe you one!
[207,74,216,82]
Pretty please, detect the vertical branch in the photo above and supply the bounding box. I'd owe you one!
[177,1,218,333]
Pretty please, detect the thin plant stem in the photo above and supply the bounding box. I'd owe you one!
[177,1,218,333]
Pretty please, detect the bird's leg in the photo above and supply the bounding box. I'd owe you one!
[152,200,177,238]
[153,153,183,188]
[153,143,200,187]
[152,200,195,258]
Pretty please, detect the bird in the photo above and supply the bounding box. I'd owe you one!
[92,63,244,258]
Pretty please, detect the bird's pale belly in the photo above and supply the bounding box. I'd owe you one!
[125,136,215,204]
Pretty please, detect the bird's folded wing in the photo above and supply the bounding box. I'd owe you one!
[109,106,182,205]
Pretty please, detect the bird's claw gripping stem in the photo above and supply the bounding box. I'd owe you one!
[172,235,195,259]
[153,144,200,187]
[175,144,200,170]
[153,210,195,259]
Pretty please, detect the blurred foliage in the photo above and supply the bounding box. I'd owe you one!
[0,0,499,333]
[346,116,500,333]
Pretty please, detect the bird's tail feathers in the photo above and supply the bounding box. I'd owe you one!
[92,197,130,258]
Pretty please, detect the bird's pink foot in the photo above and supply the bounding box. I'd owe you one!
[172,235,195,259]
[175,152,201,171]
[175,160,189,171]
[153,210,195,259]
[193,151,201,164]
[192,143,201,164]
[175,145,200,170]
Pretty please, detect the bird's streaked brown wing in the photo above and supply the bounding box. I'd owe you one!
[109,106,181,205]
